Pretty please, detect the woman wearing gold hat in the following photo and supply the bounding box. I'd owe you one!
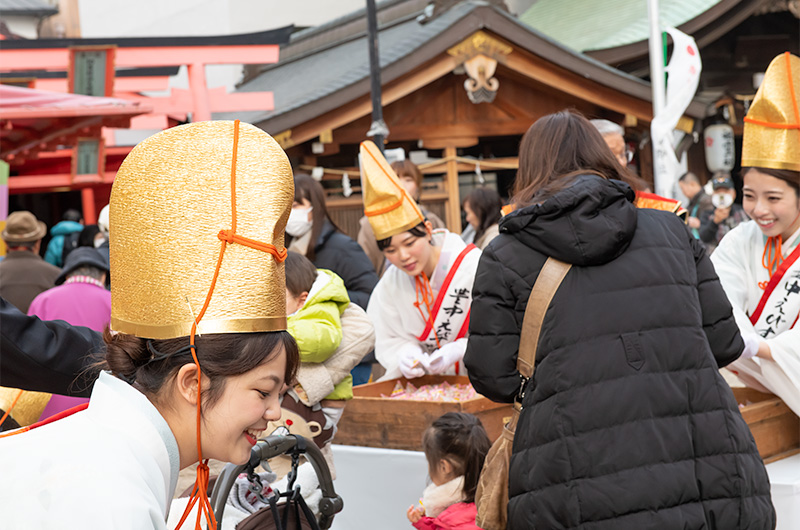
[0,121,300,530]
[360,141,482,380]
[711,52,800,417]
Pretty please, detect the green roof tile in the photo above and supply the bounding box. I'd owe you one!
[519,0,723,52]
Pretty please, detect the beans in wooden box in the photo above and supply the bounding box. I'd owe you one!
[335,375,508,451]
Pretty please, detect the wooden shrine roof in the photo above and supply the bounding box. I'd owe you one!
[220,0,705,136]
[0,26,294,50]
[0,0,57,17]
[0,85,150,163]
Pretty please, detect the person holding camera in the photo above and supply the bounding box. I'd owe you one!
[699,174,749,253]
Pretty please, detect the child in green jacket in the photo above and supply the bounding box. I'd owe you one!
[284,251,351,443]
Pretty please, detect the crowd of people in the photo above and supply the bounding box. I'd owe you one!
[0,51,797,530]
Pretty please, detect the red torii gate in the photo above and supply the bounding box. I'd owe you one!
[0,28,291,222]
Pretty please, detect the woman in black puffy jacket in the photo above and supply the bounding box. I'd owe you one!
[286,174,378,309]
[464,111,775,529]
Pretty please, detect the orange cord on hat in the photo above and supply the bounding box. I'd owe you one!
[362,144,422,220]
[414,272,441,350]
[760,236,784,290]
[176,119,287,530]
[0,389,23,430]
[744,53,800,135]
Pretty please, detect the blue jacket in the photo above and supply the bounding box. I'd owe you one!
[44,221,83,266]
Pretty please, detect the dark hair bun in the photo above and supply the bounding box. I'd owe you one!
[103,330,149,382]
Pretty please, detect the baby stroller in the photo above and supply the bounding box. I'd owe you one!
[209,434,343,530]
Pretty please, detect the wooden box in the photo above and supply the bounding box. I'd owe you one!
[732,387,800,463]
[335,375,509,451]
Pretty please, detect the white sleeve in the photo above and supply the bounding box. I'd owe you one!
[367,279,420,380]
[710,230,762,345]
[712,227,800,415]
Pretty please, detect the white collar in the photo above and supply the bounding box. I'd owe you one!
[420,475,465,518]
[89,372,180,512]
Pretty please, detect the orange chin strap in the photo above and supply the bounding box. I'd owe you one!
[176,119,287,530]
[414,272,441,350]
[759,210,800,290]
[761,235,784,288]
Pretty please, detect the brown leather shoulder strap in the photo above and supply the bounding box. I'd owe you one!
[517,257,571,379]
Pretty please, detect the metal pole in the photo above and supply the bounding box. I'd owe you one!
[647,0,668,195]
[365,0,388,152]
[647,0,666,114]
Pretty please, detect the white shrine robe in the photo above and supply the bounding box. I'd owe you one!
[367,230,481,380]
[711,220,800,416]
[0,371,180,529]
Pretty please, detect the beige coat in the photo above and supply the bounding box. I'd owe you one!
[293,302,375,406]
[474,223,500,250]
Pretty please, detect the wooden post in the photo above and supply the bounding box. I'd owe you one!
[444,145,461,234]
[187,62,211,122]
[81,187,96,224]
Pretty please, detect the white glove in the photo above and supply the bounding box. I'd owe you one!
[740,333,762,360]
[398,343,426,379]
[427,341,466,375]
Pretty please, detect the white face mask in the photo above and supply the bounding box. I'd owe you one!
[712,193,734,208]
[286,206,313,237]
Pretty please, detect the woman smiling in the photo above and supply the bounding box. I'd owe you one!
[0,121,300,530]
[710,52,800,417]
[361,141,481,380]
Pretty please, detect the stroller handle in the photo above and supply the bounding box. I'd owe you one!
[210,435,343,530]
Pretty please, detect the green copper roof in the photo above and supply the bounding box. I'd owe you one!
[519,0,723,52]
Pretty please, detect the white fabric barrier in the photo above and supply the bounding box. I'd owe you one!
[766,453,800,530]
[329,444,800,529]
[330,444,428,530]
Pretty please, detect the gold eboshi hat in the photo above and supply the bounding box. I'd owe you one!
[742,52,800,172]
[110,120,293,339]
[360,140,424,240]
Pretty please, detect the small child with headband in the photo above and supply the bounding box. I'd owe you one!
[407,412,490,529]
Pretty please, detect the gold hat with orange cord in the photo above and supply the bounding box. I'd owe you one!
[742,52,800,172]
[111,120,292,530]
[360,140,424,241]
[361,141,443,349]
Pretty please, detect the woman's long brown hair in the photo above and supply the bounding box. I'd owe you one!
[511,110,643,207]
[291,174,343,261]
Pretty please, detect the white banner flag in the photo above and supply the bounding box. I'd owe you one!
[651,26,701,198]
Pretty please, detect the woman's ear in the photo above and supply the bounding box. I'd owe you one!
[424,220,434,239]
[175,363,201,406]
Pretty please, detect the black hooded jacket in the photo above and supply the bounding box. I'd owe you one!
[464,175,775,529]
[312,220,379,309]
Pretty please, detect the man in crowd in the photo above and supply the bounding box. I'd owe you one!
[0,211,60,313]
[26,247,110,419]
[699,173,749,254]
[28,247,111,329]
[44,208,83,267]
[590,119,630,167]
[678,171,714,240]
